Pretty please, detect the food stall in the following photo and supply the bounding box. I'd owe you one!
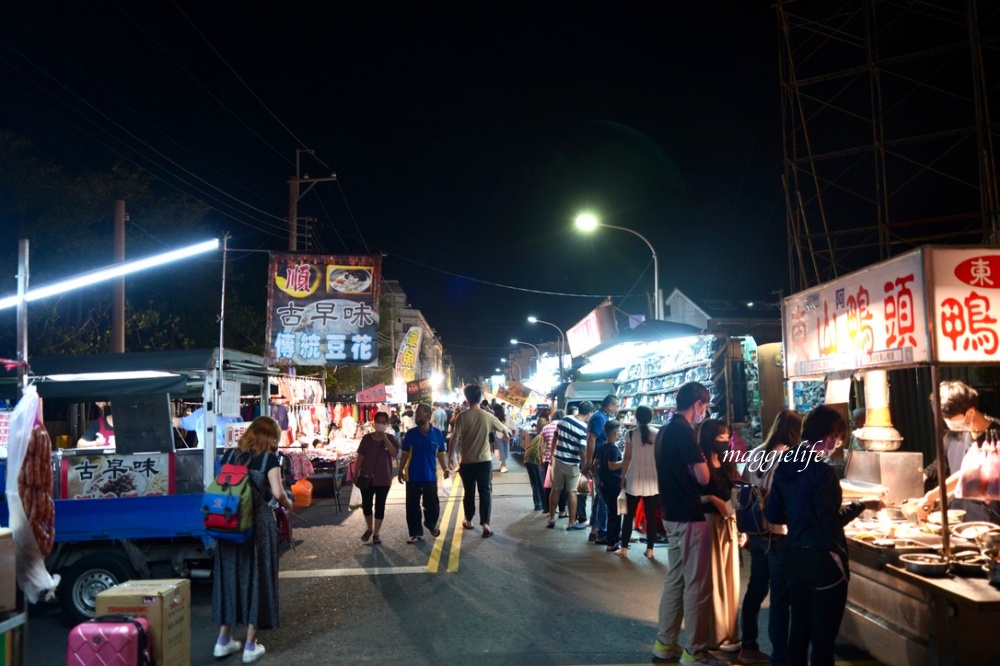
[0,348,281,623]
[782,246,1000,666]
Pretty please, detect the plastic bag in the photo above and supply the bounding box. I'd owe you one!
[957,441,988,500]
[543,463,552,490]
[4,386,60,603]
[349,483,362,510]
[617,488,628,515]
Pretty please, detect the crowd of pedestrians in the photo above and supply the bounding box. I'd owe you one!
[224,380,885,665]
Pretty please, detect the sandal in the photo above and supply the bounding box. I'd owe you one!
[645,549,655,560]
[372,534,382,545]
[361,529,372,542]
[429,527,441,538]
[482,528,494,538]
[462,520,474,530]
[616,547,629,558]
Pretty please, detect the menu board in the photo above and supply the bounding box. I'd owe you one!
[784,250,929,378]
[62,453,174,499]
[929,248,1000,363]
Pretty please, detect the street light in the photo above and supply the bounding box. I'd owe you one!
[575,211,662,320]
[527,316,566,380]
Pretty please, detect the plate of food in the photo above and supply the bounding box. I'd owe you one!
[84,468,148,497]
[952,521,1000,541]
[327,269,372,294]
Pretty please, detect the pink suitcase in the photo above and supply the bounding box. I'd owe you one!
[66,614,152,666]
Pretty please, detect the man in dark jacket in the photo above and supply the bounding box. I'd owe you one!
[765,405,883,666]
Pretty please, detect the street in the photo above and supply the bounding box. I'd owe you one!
[29,458,879,665]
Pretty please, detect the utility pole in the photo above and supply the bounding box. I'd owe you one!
[112,200,126,352]
[287,150,337,251]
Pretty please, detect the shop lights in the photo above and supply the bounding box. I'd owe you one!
[0,239,220,310]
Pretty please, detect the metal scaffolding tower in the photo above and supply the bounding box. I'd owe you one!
[779,0,1000,291]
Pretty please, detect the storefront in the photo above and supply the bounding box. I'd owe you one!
[782,246,1000,666]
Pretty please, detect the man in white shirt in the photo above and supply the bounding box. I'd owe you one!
[431,402,449,435]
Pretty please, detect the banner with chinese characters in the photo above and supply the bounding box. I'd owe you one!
[61,453,174,499]
[406,378,433,403]
[930,248,1000,363]
[496,380,532,408]
[356,383,387,404]
[266,254,382,366]
[783,249,930,379]
[394,327,423,382]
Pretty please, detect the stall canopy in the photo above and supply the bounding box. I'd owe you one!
[356,383,387,404]
[0,348,275,400]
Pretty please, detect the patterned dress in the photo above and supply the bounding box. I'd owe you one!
[212,449,281,630]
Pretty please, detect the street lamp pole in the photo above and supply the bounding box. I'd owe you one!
[527,317,566,381]
[575,213,661,320]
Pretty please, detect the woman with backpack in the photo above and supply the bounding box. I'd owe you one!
[736,409,802,665]
[212,415,294,664]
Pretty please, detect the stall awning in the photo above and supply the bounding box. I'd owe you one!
[0,374,189,399]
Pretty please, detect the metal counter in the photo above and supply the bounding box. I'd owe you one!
[842,541,1000,666]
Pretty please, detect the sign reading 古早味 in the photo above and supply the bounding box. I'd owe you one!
[266,254,382,366]
[783,246,1000,378]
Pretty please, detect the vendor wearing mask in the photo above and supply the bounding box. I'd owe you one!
[916,380,1000,525]
[77,403,114,448]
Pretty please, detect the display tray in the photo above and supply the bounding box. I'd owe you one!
[884,563,1000,610]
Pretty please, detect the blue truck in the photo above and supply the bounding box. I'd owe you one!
[0,349,294,623]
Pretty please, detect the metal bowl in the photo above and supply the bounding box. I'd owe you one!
[950,552,989,576]
[899,553,949,577]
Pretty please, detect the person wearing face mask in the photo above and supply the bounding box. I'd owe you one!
[398,403,450,543]
[697,419,742,656]
[652,381,725,666]
[355,412,399,545]
[915,380,1000,525]
[765,405,884,666]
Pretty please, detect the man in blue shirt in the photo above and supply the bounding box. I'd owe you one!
[399,403,450,543]
[584,394,620,544]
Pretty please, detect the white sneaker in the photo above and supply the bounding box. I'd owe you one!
[213,639,241,658]
[718,639,742,653]
[243,642,266,663]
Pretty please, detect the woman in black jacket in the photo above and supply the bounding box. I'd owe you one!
[764,406,883,666]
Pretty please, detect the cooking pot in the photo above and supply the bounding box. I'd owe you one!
[899,553,948,577]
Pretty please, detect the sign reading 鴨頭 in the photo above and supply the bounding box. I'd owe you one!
[783,250,929,379]
[395,327,423,382]
[266,254,382,366]
[62,453,174,499]
[930,248,1000,363]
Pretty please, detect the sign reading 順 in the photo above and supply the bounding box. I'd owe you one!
[266,254,382,367]
[783,250,929,379]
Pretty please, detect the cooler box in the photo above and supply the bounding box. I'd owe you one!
[95,579,190,666]
[0,528,14,613]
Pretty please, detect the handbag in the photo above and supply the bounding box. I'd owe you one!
[356,442,385,491]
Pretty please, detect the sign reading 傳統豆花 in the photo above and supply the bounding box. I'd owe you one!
[266,254,382,367]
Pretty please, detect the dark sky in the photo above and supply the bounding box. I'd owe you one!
[0,1,785,378]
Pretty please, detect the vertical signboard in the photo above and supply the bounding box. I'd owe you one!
[266,254,382,366]
[394,327,423,382]
[930,248,1000,363]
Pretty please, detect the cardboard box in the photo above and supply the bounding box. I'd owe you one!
[0,528,14,614]
[96,578,190,666]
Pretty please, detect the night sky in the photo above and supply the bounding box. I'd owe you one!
[0,1,784,378]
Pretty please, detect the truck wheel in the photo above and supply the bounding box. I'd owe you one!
[59,552,134,624]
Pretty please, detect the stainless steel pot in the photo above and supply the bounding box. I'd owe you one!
[899,553,948,577]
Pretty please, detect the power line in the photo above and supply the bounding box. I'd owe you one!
[170,0,310,153]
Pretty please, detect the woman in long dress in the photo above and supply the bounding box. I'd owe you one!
[697,418,741,653]
[212,416,294,664]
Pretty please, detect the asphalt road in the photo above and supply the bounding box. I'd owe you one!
[28,456,878,665]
